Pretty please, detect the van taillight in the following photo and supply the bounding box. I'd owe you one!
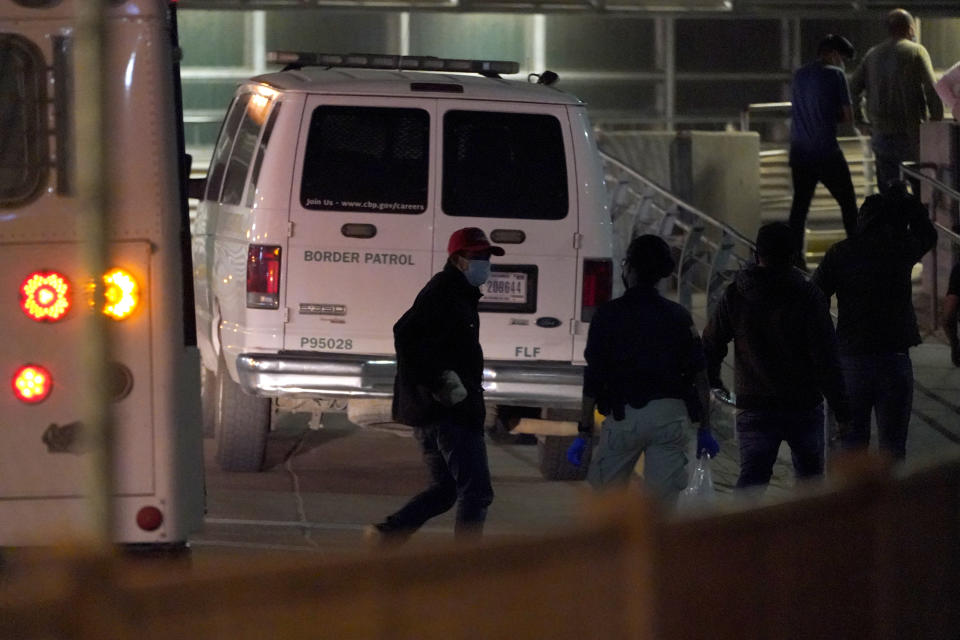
[581,259,612,322]
[247,245,281,309]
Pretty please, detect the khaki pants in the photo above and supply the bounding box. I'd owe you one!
[587,398,690,500]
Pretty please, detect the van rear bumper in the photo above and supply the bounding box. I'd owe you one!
[235,352,584,409]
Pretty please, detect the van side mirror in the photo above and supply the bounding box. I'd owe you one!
[188,178,207,200]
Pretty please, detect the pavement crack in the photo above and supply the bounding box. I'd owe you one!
[282,432,320,549]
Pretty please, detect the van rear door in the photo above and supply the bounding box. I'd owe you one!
[433,101,578,362]
[284,97,435,356]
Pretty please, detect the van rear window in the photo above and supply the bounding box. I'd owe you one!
[204,94,250,202]
[221,93,276,206]
[442,111,568,220]
[300,106,428,214]
[0,34,48,208]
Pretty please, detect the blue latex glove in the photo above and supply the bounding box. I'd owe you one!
[697,428,720,459]
[566,436,589,467]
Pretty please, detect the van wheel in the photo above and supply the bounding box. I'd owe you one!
[214,361,271,472]
[538,435,591,481]
[200,364,217,439]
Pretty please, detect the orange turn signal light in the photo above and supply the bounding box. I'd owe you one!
[102,268,140,320]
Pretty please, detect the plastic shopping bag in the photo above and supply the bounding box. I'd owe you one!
[679,455,716,508]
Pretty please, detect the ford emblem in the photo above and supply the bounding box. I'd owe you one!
[536,317,562,328]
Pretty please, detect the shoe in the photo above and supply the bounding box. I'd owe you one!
[363,522,411,548]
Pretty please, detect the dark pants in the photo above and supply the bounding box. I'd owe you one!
[382,420,494,538]
[871,132,919,194]
[736,403,825,489]
[839,353,913,460]
[789,149,859,257]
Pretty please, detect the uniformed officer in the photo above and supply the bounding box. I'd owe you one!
[568,234,718,501]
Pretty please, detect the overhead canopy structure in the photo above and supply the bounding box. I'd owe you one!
[177,0,960,16]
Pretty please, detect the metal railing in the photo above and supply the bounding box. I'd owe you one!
[741,100,877,200]
[600,151,755,324]
[900,161,960,333]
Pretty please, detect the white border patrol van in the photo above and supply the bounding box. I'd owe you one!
[193,52,613,478]
[0,0,204,544]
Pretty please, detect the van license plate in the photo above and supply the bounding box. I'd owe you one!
[481,271,527,304]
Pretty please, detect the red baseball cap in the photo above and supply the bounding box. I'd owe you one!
[447,227,505,257]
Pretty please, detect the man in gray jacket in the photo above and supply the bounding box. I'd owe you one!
[849,8,942,192]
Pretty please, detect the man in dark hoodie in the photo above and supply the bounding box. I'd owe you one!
[366,227,503,544]
[703,222,851,489]
[812,183,936,459]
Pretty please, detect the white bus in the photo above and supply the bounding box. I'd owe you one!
[0,0,203,545]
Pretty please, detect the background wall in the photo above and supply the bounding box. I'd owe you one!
[177,10,960,162]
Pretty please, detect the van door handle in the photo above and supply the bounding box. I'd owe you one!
[490,229,525,244]
[341,223,377,239]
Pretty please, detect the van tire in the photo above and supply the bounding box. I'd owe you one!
[200,364,217,439]
[214,361,271,472]
[538,435,591,481]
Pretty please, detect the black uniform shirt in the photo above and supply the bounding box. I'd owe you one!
[583,285,705,419]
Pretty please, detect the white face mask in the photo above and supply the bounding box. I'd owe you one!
[464,258,491,287]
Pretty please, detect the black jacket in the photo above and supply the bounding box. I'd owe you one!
[392,263,486,429]
[583,285,706,421]
[811,195,936,356]
[703,265,851,422]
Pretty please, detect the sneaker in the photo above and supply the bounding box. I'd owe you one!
[363,522,411,548]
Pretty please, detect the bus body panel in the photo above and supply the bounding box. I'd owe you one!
[0,0,203,544]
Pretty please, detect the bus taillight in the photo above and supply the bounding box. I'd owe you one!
[246,245,281,309]
[136,506,164,531]
[103,268,140,320]
[13,365,52,403]
[21,272,70,321]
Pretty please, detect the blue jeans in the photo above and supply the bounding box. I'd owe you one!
[736,403,825,489]
[840,353,913,460]
[382,421,494,538]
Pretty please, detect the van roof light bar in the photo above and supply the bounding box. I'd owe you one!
[267,51,519,78]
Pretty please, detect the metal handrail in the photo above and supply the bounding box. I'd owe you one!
[900,161,960,334]
[601,152,754,247]
[742,100,877,202]
[600,151,756,323]
[900,162,960,206]
[739,101,791,133]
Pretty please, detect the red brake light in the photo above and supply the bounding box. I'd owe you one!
[581,259,612,322]
[136,506,164,531]
[247,245,281,309]
[21,272,70,321]
[13,365,52,403]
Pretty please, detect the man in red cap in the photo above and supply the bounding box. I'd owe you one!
[366,227,504,544]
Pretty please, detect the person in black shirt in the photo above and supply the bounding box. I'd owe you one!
[788,34,859,264]
[813,184,937,459]
[570,234,717,501]
[367,227,502,545]
[704,222,850,489]
[942,262,960,368]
